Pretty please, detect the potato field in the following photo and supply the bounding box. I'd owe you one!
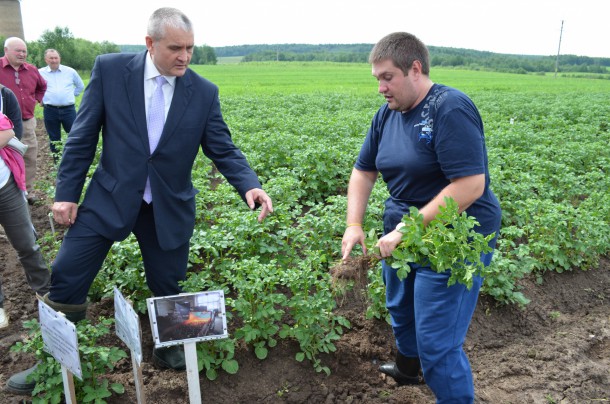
[0,62,608,403]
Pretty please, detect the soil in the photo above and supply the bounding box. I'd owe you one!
[0,124,608,403]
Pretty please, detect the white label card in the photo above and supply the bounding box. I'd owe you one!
[38,300,83,380]
[114,287,143,366]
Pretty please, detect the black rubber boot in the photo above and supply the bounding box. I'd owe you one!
[379,352,424,385]
[5,294,88,394]
[5,363,40,395]
[396,352,422,377]
[152,345,186,370]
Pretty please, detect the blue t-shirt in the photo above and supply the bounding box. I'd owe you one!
[355,84,501,235]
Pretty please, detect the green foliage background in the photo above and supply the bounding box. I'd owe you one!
[3,28,609,74]
[35,62,610,380]
[215,44,610,74]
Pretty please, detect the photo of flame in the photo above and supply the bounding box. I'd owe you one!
[184,311,213,325]
[149,291,228,344]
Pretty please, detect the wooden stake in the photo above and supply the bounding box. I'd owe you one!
[132,351,146,404]
[184,342,201,404]
[61,365,77,404]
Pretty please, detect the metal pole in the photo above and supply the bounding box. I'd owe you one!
[554,20,564,78]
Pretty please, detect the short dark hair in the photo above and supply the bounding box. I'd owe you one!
[369,32,430,75]
[147,7,193,41]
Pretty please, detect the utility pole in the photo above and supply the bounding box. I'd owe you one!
[554,20,564,78]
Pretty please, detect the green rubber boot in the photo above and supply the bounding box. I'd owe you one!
[5,363,40,395]
[6,294,88,394]
[153,345,186,370]
[40,293,88,323]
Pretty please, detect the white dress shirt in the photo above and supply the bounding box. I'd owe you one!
[144,52,176,131]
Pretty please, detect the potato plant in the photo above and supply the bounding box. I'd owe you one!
[34,63,610,381]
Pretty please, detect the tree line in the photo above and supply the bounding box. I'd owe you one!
[0,26,217,72]
[119,44,217,65]
[2,28,608,76]
[1,27,119,72]
[216,44,610,75]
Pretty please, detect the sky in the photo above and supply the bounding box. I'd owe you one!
[19,0,609,58]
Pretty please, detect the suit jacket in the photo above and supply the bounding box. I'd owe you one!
[55,51,261,250]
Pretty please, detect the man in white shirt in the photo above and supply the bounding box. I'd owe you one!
[38,49,84,162]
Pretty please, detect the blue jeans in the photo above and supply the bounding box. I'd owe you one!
[43,105,76,158]
[382,236,497,404]
[0,176,51,307]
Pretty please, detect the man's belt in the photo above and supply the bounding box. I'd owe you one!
[44,104,74,109]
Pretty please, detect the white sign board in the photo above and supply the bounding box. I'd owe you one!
[147,290,228,348]
[38,300,82,380]
[113,287,143,366]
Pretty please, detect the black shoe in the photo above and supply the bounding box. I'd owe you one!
[5,362,39,395]
[379,362,423,386]
[152,346,186,370]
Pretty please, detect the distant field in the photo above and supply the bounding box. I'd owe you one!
[192,62,610,96]
[194,62,375,95]
[217,56,244,64]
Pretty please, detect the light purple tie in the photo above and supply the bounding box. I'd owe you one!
[143,75,167,203]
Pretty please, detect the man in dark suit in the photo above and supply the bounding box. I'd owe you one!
[6,7,273,395]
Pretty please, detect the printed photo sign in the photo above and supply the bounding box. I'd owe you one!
[147,290,228,348]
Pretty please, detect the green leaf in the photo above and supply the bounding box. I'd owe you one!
[390,197,492,288]
[255,345,269,359]
[221,359,239,374]
[206,367,218,381]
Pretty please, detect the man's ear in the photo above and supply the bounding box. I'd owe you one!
[410,60,423,76]
[145,36,154,53]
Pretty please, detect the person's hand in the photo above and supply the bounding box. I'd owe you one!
[245,188,274,222]
[52,202,78,226]
[341,225,367,261]
[375,229,403,258]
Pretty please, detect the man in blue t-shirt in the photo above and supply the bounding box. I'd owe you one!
[341,32,501,403]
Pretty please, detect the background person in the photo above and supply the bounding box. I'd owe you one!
[341,32,501,403]
[1,83,23,139]
[0,37,47,204]
[6,7,273,395]
[38,49,85,163]
[0,95,51,331]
